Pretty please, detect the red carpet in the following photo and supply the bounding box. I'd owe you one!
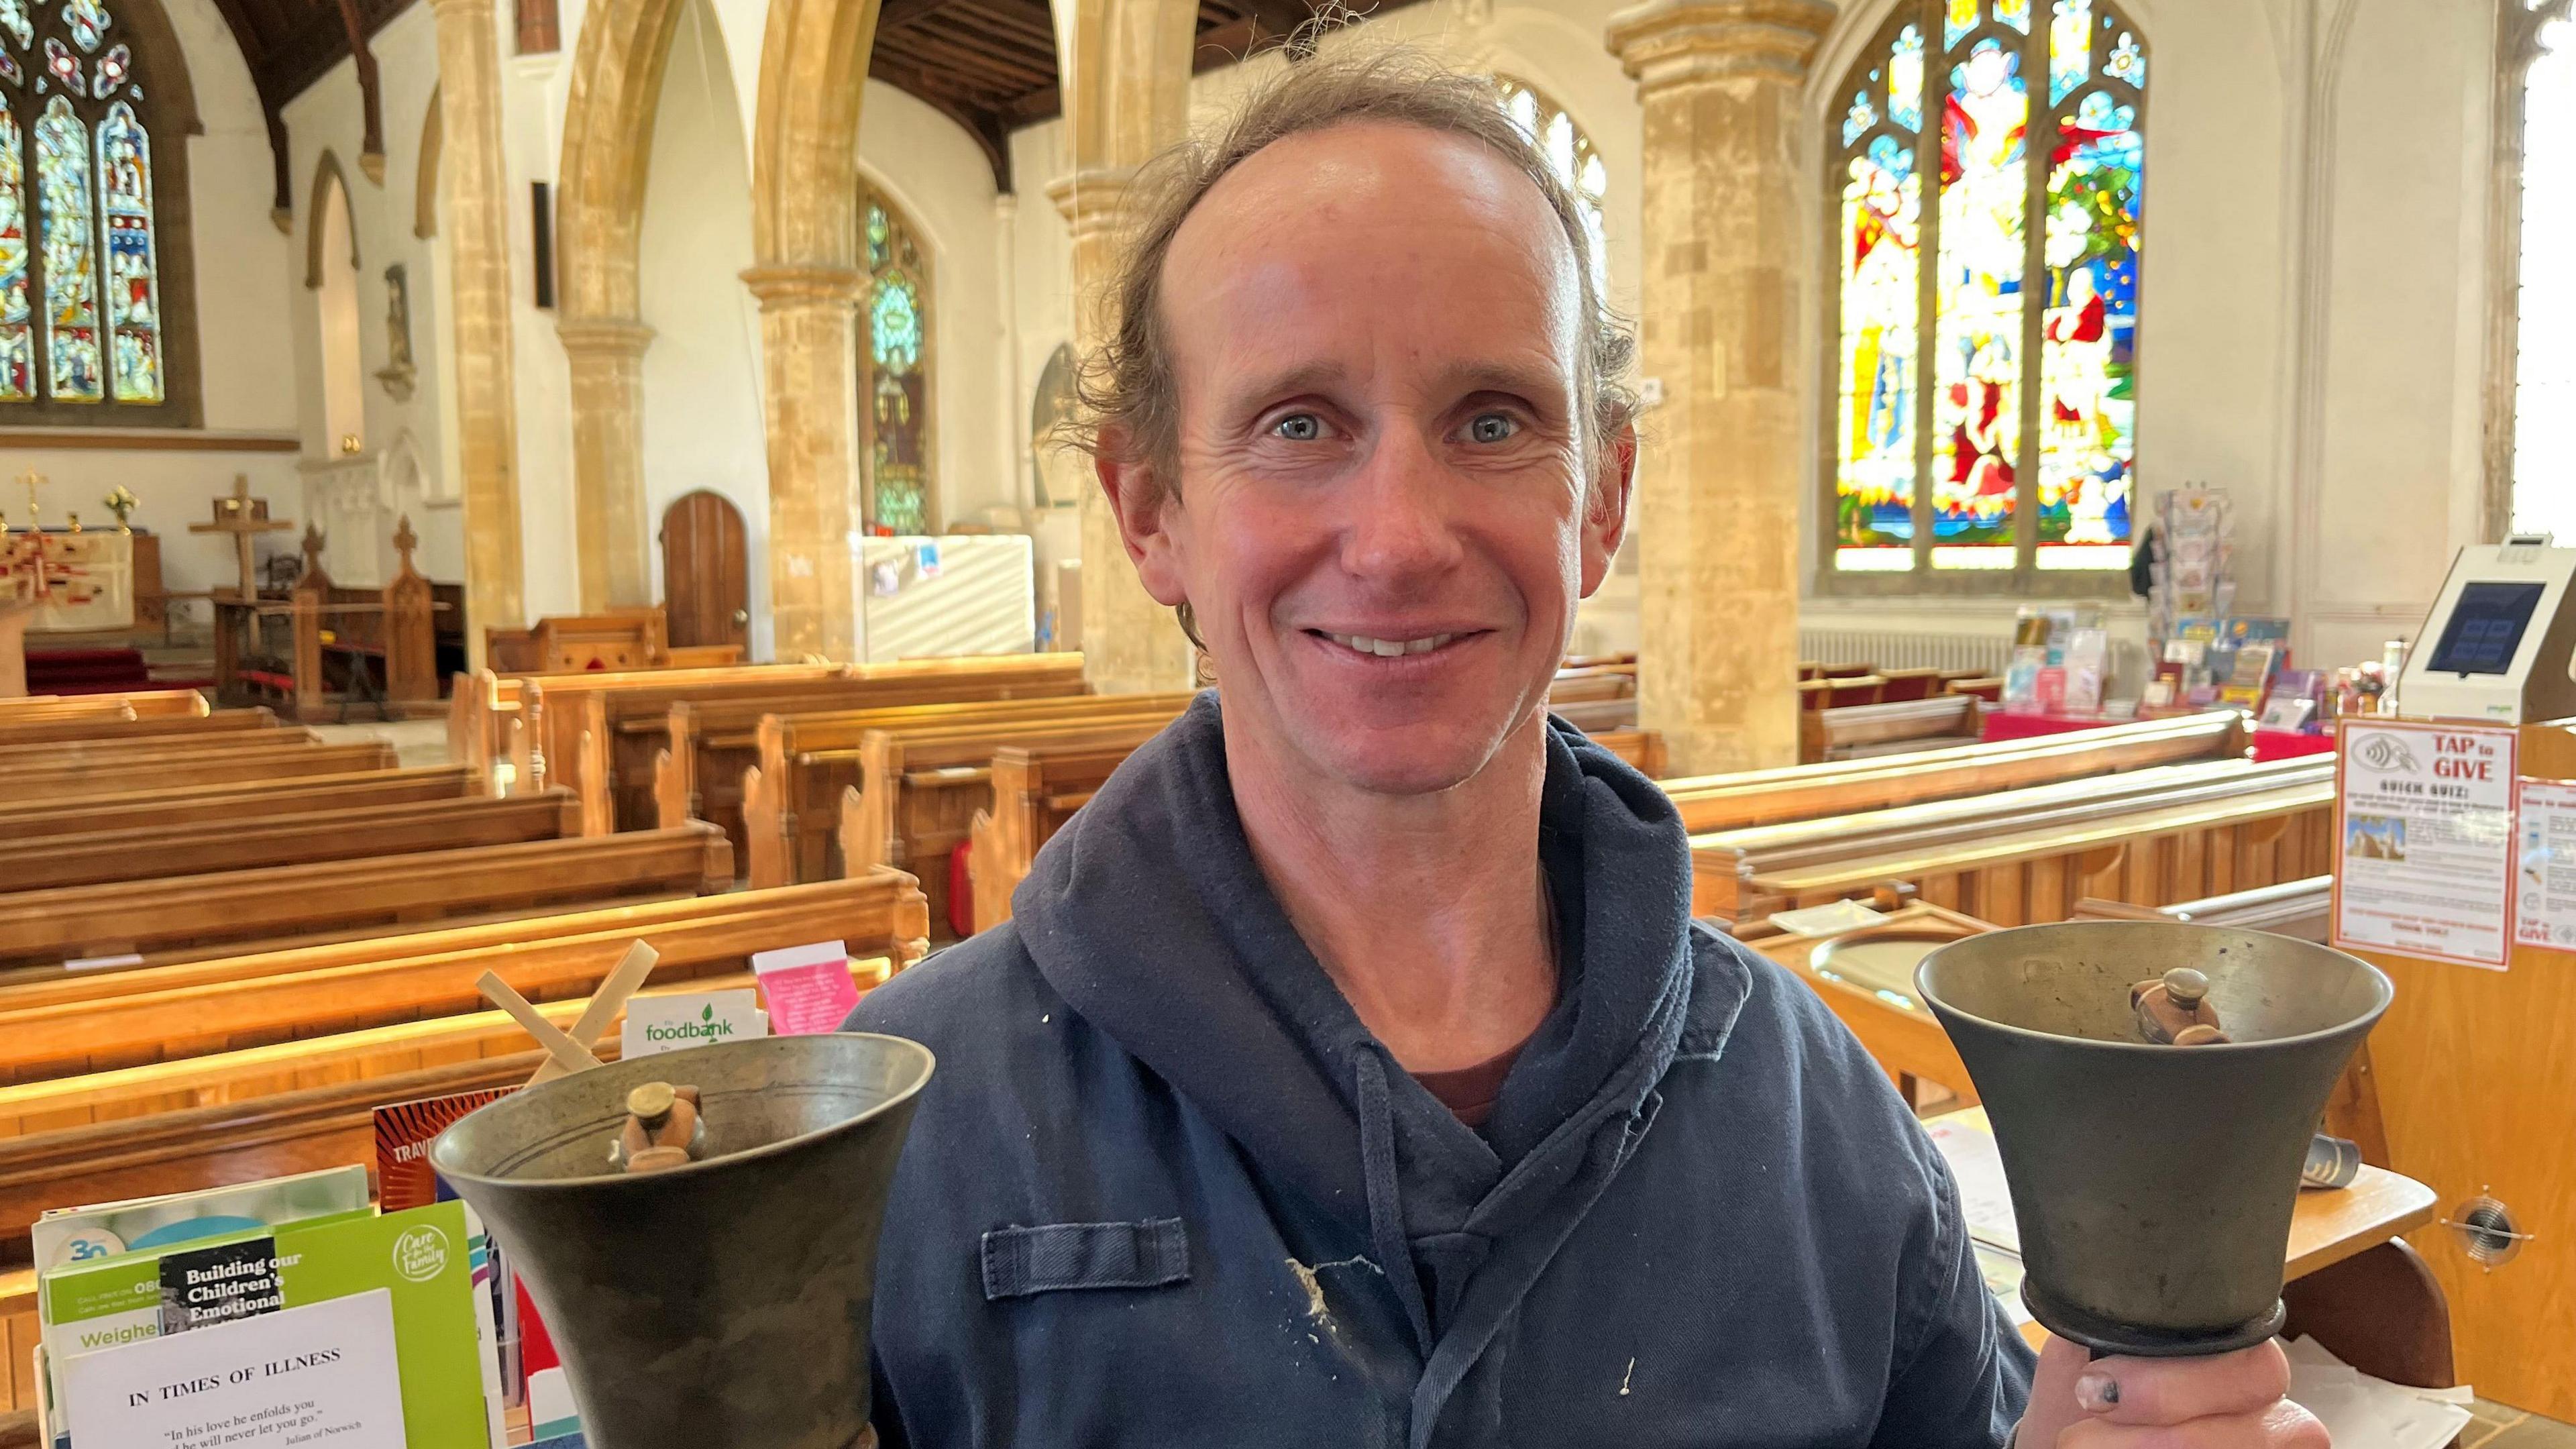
[26,647,155,695]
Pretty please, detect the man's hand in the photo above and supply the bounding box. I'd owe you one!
[2016,1335,2331,1448]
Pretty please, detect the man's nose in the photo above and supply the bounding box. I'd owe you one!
[1339,428,1466,584]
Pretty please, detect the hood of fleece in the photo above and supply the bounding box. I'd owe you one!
[1009,692,1715,1326]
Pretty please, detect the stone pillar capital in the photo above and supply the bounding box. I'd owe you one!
[1045,166,1136,238]
[740,264,867,311]
[1605,0,1835,91]
[554,317,656,358]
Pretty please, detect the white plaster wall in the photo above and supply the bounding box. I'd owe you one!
[3,0,303,600]
[278,2,466,586]
[636,0,771,657]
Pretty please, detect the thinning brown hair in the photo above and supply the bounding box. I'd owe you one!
[1067,40,1638,502]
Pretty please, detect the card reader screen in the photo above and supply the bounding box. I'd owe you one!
[2428,580,2546,676]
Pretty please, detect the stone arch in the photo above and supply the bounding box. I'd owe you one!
[415,85,442,239]
[555,0,704,609]
[305,150,362,288]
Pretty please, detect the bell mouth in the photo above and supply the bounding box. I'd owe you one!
[429,1032,936,1191]
[1915,921,2392,1053]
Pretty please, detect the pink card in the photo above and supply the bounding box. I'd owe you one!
[752,940,862,1036]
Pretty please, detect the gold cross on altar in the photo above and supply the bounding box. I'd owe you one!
[189,474,295,601]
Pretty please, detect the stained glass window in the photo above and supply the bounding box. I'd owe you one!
[1,0,166,412]
[1827,0,2146,584]
[2510,3,2576,543]
[859,185,933,535]
[1495,78,1610,298]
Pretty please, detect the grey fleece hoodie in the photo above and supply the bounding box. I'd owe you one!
[847,692,2033,1447]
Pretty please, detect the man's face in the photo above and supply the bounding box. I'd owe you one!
[1104,121,1631,798]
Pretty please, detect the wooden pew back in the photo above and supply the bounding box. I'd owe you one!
[1796,694,1984,764]
[0,707,276,749]
[747,692,1190,886]
[9,739,396,796]
[0,824,733,966]
[0,720,311,773]
[1662,712,2249,834]
[0,790,582,893]
[7,766,482,841]
[845,713,1186,928]
[0,689,209,720]
[969,735,1150,933]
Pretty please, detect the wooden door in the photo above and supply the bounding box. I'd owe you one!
[661,490,749,652]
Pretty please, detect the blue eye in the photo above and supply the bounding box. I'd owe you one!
[1468,413,1518,444]
[1274,415,1323,441]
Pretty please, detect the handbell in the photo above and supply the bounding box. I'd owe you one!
[1916,921,2391,1357]
[430,1032,934,1449]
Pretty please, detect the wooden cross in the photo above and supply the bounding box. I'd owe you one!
[299,521,327,578]
[189,474,294,600]
[477,941,664,1087]
[392,514,419,578]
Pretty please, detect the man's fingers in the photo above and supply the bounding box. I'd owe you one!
[2068,1341,2294,1427]
[2057,1399,2329,1449]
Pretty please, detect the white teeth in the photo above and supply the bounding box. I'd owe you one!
[1327,633,1456,657]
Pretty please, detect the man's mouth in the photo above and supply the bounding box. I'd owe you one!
[1312,631,1466,658]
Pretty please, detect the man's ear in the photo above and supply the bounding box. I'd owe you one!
[1096,431,1190,608]
[1578,419,1638,598]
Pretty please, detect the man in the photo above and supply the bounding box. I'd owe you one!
[849,47,2326,1449]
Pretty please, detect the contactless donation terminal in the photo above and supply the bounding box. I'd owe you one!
[2397,537,2576,724]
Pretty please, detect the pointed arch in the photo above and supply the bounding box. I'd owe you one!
[415,84,442,240]
[304,149,360,289]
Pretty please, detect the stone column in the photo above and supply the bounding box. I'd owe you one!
[743,264,866,662]
[1607,0,1833,775]
[558,318,657,610]
[424,0,527,652]
[1051,168,1195,695]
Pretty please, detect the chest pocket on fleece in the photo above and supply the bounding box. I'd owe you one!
[980,1218,1191,1300]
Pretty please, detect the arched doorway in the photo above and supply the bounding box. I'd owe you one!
[661,490,748,652]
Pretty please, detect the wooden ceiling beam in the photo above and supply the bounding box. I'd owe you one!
[875,0,980,36]
[863,57,1013,192]
[928,3,1055,63]
[873,28,1051,93]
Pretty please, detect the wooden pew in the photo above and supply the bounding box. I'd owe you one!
[746,692,1191,888]
[8,739,396,796]
[453,661,846,785]
[0,688,209,720]
[1662,712,2249,835]
[1797,694,1984,764]
[2073,877,2332,941]
[1696,762,2335,928]
[1873,666,1947,703]
[840,711,1187,927]
[0,875,928,1091]
[0,791,582,893]
[6,766,482,841]
[485,605,670,674]
[539,653,1090,835]
[0,706,277,749]
[1799,674,1886,710]
[0,720,313,776]
[968,735,1144,933]
[0,824,733,966]
[1586,727,1668,777]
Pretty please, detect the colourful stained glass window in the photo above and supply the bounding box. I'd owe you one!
[97,99,153,400]
[0,106,29,400]
[3,0,170,413]
[58,0,105,51]
[1495,78,1610,299]
[859,189,932,535]
[35,96,97,401]
[1827,0,2146,583]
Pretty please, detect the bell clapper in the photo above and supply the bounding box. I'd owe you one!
[614,1081,707,1173]
[2129,967,2231,1045]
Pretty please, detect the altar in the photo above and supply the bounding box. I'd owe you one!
[0,529,136,632]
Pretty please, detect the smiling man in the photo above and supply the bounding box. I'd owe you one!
[847,46,2326,1449]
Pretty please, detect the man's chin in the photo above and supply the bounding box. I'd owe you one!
[1303,727,1517,800]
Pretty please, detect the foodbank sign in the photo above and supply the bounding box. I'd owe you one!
[622,991,769,1060]
[645,1004,741,1045]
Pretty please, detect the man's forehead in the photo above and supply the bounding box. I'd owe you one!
[1160,120,1585,378]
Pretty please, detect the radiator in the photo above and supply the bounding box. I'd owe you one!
[1797,629,2011,676]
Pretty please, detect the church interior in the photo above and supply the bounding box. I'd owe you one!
[1,0,2575,1442]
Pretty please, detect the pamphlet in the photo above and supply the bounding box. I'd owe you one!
[2514,778,2576,951]
[753,941,863,1035]
[60,1289,409,1449]
[2332,721,2517,969]
[45,1203,495,1448]
[621,989,769,1060]
[32,1165,372,1275]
